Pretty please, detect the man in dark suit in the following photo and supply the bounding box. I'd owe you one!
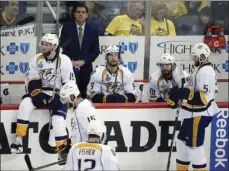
[60,4,100,98]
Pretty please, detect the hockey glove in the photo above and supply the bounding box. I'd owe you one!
[31,92,48,108]
[167,87,194,109]
[106,94,127,103]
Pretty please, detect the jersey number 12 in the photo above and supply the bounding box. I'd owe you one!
[78,159,96,171]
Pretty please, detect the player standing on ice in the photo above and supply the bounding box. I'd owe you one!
[65,120,119,170]
[10,34,75,156]
[167,43,220,171]
[86,45,137,103]
[60,81,97,145]
[148,53,190,102]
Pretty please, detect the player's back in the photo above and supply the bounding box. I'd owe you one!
[66,142,119,171]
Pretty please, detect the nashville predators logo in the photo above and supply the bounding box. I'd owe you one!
[39,68,56,83]
[105,82,122,93]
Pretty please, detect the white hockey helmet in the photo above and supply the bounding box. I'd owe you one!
[60,81,80,105]
[40,33,59,46]
[159,53,176,70]
[88,120,107,144]
[191,43,210,62]
[105,45,120,59]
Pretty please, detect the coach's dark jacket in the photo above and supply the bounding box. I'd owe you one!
[60,21,100,98]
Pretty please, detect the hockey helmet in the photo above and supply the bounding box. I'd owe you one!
[88,120,107,144]
[159,53,176,70]
[60,81,80,105]
[105,45,120,60]
[191,43,210,63]
[40,33,59,46]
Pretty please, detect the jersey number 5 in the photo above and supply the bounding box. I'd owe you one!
[78,159,96,171]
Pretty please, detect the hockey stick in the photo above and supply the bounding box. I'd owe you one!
[24,154,66,171]
[166,63,186,171]
[47,37,72,131]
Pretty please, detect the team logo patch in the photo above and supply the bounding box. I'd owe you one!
[105,74,111,81]
[19,62,29,74]
[128,62,137,73]
[38,61,43,68]
[20,43,30,54]
[129,42,138,54]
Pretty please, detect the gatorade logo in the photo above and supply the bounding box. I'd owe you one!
[210,110,228,170]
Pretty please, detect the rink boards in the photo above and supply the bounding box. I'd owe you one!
[0,103,228,170]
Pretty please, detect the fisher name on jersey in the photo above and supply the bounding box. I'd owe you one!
[25,53,75,97]
[148,67,191,102]
[68,99,97,144]
[179,63,220,118]
[65,142,119,170]
[86,65,137,102]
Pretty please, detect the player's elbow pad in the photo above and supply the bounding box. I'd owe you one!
[125,93,137,102]
[180,88,211,112]
[91,94,104,103]
[28,79,42,97]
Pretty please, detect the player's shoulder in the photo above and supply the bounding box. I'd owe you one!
[198,63,215,76]
[99,144,117,156]
[31,53,43,61]
[91,65,106,76]
[59,53,71,61]
[30,53,45,65]
[76,99,96,115]
[150,69,161,82]
[119,65,133,76]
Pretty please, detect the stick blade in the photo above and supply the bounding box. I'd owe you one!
[24,154,34,171]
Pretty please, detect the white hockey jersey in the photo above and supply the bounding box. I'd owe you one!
[68,99,97,144]
[25,53,75,96]
[179,64,220,118]
[148,67,190,102]
[65,142,119,171]
[86,65,137,97]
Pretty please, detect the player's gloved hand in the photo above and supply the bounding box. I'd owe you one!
[106,94,127,103]
[57,139,72,165]
[167,87,180,109]
[31,92,48,108]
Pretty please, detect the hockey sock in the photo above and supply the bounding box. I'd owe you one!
[192,164,207,171]
[16,119,29,137]
[176,159,190,171]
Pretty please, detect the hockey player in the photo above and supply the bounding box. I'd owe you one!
[148,53,190,102]
[60,81,97,145]
[86,45,137,103]
[167,43,220,171]
[65,120,119,170]
[10,33,75,154]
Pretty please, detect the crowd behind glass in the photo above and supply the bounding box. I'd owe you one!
[1,1,228,35]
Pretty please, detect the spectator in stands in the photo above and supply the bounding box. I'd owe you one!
[0,0,34,29]
[173,1,206,19]
[104,1,144,36]
[60,4,100,98]
[0,0,20,29]
[211,1,229,34]
[191,7,214,35]
[151,1,176,36]
[87,1,128,36]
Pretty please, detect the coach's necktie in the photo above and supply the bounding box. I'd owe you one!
[78,26,83,48]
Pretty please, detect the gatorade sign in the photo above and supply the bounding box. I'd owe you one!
[210,109,229,171]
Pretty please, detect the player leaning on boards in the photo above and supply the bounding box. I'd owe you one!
[10,34,75,155]
[58,81,97,161]
[148,53,190,102]
[86,45,137,103]
[167,43,220,171]
[65,120,119,170]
